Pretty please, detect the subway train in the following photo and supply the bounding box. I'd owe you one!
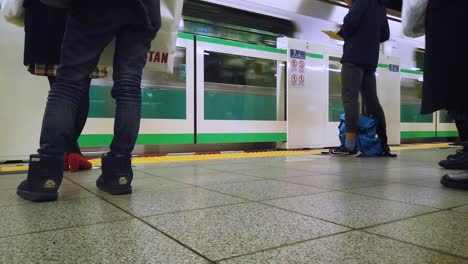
[0,0,454,161]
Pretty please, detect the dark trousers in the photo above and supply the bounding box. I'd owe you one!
[448,111,468,143]
[39,6,157,157]
[341,63,388,145]
[47,76,89,155]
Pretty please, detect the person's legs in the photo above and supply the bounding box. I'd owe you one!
[69,78,90,155]
[361,68,390,152]
[330,63,363,155]
[439,109,468,170]
[96,21,157,195]
[67,78,93,172]
[442,110,468,190]
[17,7,118,202]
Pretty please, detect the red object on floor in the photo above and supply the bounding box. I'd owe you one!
[64,153,70,171]
[68,153,93,173]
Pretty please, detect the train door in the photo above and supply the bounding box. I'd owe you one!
[399,69,436,140]
[195,36,288,144]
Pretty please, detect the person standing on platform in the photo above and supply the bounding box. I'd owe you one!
[23,0,107,172]
[329,0,393,156]
[16,0,161,202]
[417,0,466,190]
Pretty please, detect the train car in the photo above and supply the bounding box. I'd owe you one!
[0,0,456,161]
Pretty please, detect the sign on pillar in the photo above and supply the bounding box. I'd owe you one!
[290,49,306,87]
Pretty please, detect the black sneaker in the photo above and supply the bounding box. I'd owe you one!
[17,154,64,202]
[446,148,466,160]
[441,171,468,190]
[380,143,397,158]
[96,153,133,195]
[329,145,359,156]
[439,151,468,170]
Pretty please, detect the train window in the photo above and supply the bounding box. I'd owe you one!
[400,77,433,123]
[182,0,294,48]
[88,47,187,120]
[328,56,344,122]
[204,52,286,121]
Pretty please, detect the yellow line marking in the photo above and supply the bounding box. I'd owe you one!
[0,143,454,173]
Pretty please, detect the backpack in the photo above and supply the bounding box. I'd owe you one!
[338,114,383,157]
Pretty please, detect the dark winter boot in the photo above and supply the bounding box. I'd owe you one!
[96,153,133,195]
[17,154,64,202]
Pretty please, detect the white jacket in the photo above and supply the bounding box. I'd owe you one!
[401,0,428,38]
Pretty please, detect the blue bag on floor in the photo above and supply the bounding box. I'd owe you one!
[339,114,383,157]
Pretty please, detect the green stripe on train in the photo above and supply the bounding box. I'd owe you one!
[401,131,458,138]
[78,133,286,146]
[78,134,194,147]
[198,133,287,144]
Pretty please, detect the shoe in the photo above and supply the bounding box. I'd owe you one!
[380,143,397,158]
[17,154,64,202]
[441,171,468,190]
[446,148,466,160]
[439,151,468,170]
[64,153,70,171]
[329,145,359,156]
[68,153,93,173]
[96,153,133,195]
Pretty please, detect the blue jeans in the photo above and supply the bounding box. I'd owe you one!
[39,6,158,157]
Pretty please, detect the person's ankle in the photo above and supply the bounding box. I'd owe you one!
[345,133,356,150]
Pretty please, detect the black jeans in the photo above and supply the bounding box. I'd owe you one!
[341,63,388,145]
[47,76,89,155]
[39,6,157,157]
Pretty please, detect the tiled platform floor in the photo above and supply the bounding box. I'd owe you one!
[1,148,468,263]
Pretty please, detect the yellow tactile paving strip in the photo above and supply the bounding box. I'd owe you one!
[0,143,453,173]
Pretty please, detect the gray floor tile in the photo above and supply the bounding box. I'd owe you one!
[65,169,155,184]
[135,161,195,169]
[220,231,466,264]
[0,174,74,190]
[139,166,219,177]
[265,192,436,228]
[0,219,208,264]
[367,211,468,258]
[0,197,131,237]
[385,166,452,178]
[452,205,468,214]
[201,163,267,172]
[393,175,449,188]
[203,180,328,201]
[235,167,316,179]
[345,183,468,209]
[0,183,96,207]
[279,174,388,190]
[0,176,29,191]
[157,171,262,186]
[80,177,193,195]
[145,203,349,261]
[398,149,457,163]
[105,187,246,217]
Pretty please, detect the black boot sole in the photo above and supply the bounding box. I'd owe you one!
[97,181,132,195]
[439,162,468,170]
[17,189,58,202]
[441,177,468,190]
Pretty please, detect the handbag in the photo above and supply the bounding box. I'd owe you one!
[99,0,184,73]
[1,0,24,27]
[402,0,428,38]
